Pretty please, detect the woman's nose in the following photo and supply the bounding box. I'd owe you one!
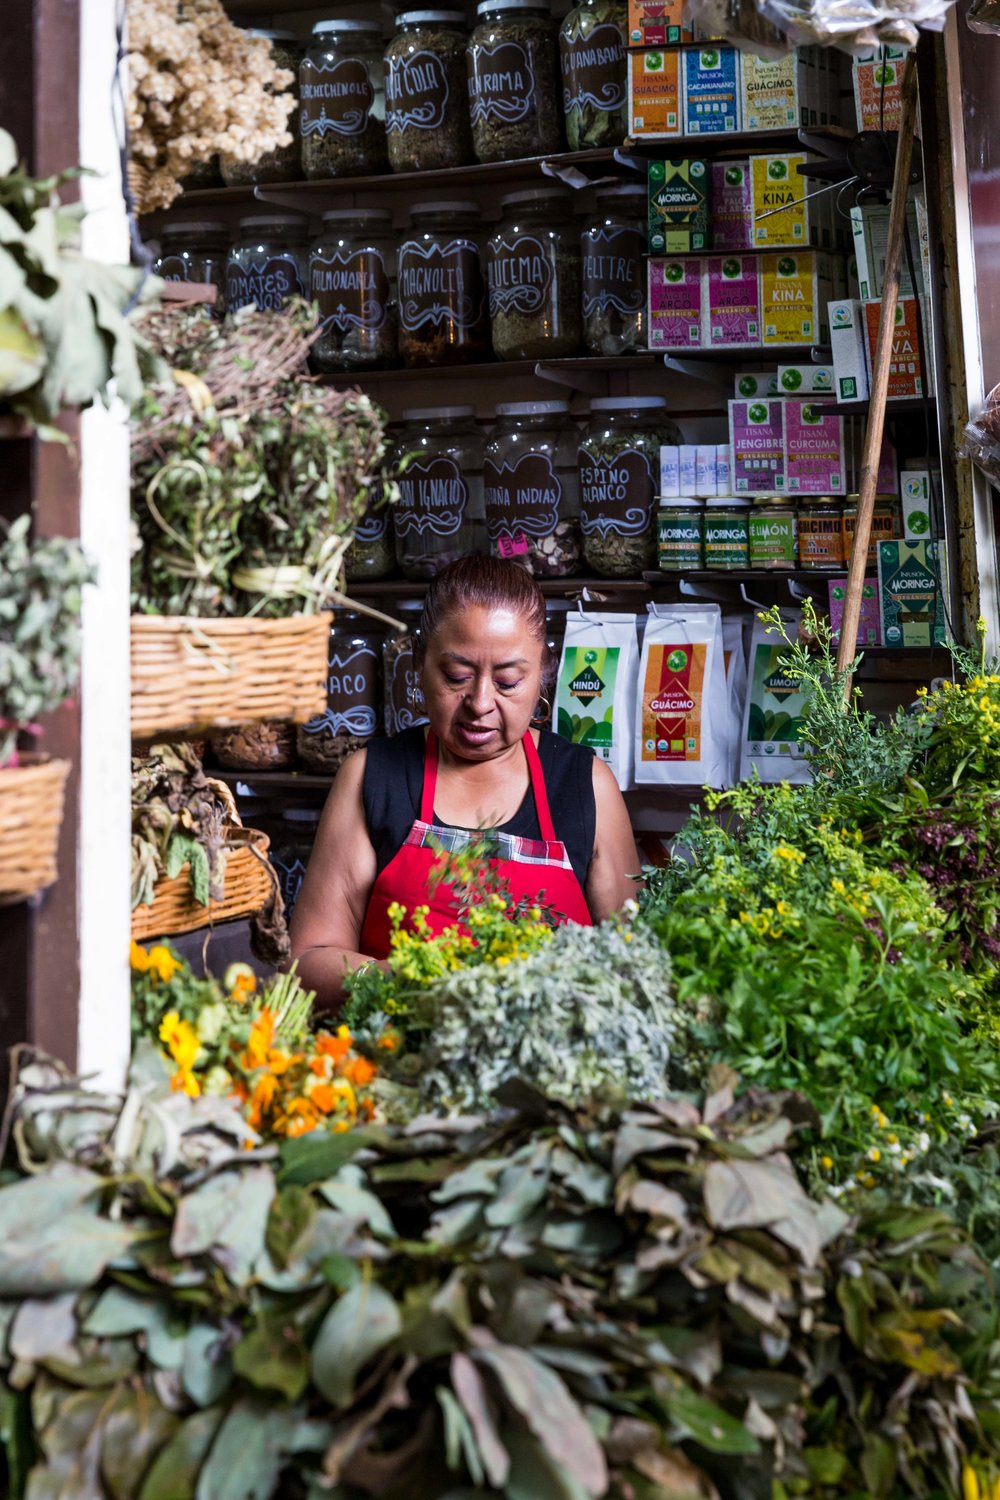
[466,676,494,716]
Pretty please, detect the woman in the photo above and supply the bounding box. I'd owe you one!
[290,556,638,1006]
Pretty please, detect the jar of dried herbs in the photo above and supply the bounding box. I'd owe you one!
[558,0,627,150]
[301,20,387,179]
[345,482,395,581]
[226,214,309,314]
[309,209,397,373]
[220,30,302,185]
[298,611,385,772]
[579,396,680,576]
[483,400,582,577]
[398,202,490,367]
[385,10,473,173]
[384,609,429,735]
[487,187,581,361]
[467,0,562,164]
[580,181,646,355]
[209,720,298,771]
[153,221,229,316]
[393,407,485,580]
[271,808,322,921]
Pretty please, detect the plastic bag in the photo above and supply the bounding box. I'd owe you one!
[740,611,813,784]
[635,604,729,787]
[554,609,640,790]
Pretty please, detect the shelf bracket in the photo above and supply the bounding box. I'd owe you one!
[253,184,322,214]
[661,354,729,384]
[679,577,739,604]
[613,147,647,178]
[534,361,606,394]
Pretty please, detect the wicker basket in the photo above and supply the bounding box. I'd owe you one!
[0,756,72,903]
[131,612,331,738]
[132,826,275,940]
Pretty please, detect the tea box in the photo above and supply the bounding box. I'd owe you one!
[648,256,704,349]
[784,400,846,494]
[862,296,933,399]
[828,577,881,646]
[850,197,923,299]
[777,363,835,394]
[759,250,835,346]
[900,469,933,540]
[852,45,907,133]
[627,0,693,47]
[647,158,710,253]
[729,397,785,493]
[877,538,948,648]
[828,298,869,401]
[749,154,824,249]
[628,49,681,139]
[740,49,809,132]
[734,369,779,397]
[709,159,753,251]
[704,255,760,348]
[681,46,741,135]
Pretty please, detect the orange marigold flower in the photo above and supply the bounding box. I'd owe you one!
[316,1029,352,1065]
[266,1048,295,1076]
[311,1083,340,1115]
[247,1072,278,1128]
[342,1055,376,1088]
[377,1031,400,1052]
[129,940,150,973]
[171,1069,201,1098]
[225,962,257,997]
[243,1009,275,1070]
[148,945,183,983]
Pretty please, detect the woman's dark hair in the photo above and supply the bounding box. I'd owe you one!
[416,556,555,697]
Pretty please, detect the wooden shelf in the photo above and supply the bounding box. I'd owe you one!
[212,768,332,794]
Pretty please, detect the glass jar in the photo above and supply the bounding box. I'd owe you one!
[658,499,704,572]
[398,202,490,367]
[226,214,309,314]
[309,209,398,373]
[487,188,581,361]
[467,0,562,164]
[798,495,844,570]
[579,396,679,576]
[297,611,385,772]
[220,30,301,186]
[749,497,797,571]
[345,481,395,581]
[558,0,627,151]
[842,495,901,567]
[580,181,646,355]
[153,221,229,316]
[393,407,485,580]
[385,10,473,173]
[209,721,297,770]
[384,610,429,735]
[483,401,581,577]
[270,808,322,923]
[301,20,387,179]
[704,497,750,570]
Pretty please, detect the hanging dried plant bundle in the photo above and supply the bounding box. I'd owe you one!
[126,0,295,214]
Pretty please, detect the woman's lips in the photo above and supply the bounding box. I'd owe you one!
[454,722,496,746]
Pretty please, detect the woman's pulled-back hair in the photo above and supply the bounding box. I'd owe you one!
[416,556,554,694]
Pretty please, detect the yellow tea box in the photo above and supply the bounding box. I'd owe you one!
[740,50,809,132]
[628,49,681,139]
[750,153,825,249]
[760,251,836,347]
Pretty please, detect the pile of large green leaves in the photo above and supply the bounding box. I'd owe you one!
[0,1058,995,1500]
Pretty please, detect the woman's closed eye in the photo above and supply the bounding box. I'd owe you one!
[495,678,522,692]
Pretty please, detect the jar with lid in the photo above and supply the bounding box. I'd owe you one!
[301,20,387,179]
[798,496,844,570]
[579,396,680,576]
[345,481,395,581]
[384,609,429,735]
[466,0,562,164]
[398,202,490,367]
[393,407,485,579]
[749,497,797,571]
[220,30,301,186]
[153,222,229,316]
[385,10,473,172]
[580,181,646,355]
[658,499,704,572]
[704,498,750,570]
[842,494,901,567]
[487,188,581,361]
[558,0,627,150]
[483,401,581,577]
[297,611,385,772]
[309,210,397,373]
[270,807,322,923]
[226,214,309,314]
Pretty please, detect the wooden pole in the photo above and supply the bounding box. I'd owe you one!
[836,51,920,693]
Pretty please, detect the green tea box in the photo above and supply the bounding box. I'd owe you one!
[901,469,932,541]
[647,158,710,254]
[877,539,948,648]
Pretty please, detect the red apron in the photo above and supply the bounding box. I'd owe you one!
[360,730,592,959]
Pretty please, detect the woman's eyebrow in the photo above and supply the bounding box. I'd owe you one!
[440,651,530,669]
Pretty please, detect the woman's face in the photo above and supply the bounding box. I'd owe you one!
[421,604,544,761]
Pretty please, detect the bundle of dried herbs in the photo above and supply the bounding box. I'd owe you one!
[131,742,231,909]
[131,301,392,617]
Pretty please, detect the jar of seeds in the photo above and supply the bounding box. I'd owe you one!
[385,10,473,173]
[384,609,429,735]
[487,187,581,360]
[393,407,485,580]
[226,214,309,314]
[298,611,385,773]
[467,0,562,164]
[483,400,582,577]
[398,202,490,367]
[558,0,627,150]
[220,30,301,186]
[309,209,397,372]
[580,181,646,355]
[153,221,229,316]
[300,20,387,179]
[345,482,395,581]
[579,396,679,576]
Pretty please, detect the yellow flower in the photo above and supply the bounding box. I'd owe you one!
[820,1155,834,1171]
[772,844,805,864]
[171,1068,201,1098]
[963,1466,981,1500]
[147,945,182,983]
[130,940,150,973]
[244,1009,275,1071]
[867,1147,881,1163]
[159,1010,201,1073]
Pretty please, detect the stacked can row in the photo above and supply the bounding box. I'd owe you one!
[656,494,904,573]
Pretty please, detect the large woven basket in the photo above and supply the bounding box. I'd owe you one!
[131,612,331,738]
[132,826,275,940]
[0,756,71,903]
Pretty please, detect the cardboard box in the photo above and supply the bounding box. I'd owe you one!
[878,538,948,648]
[681,46,741,134]
[853,45,907,133]
[740,50,809,132]
[627,0,693,47]
[750,154,823,249]
[759,251,835,346]
[647,159,710,254]
[628,49,681,139]
[850,198,923,300]
[648,257,705,349]
[862,296,933,399]
[710,160,754,251]
[900,468,933,540]
[729,398,785,493]
[705,255,761,348]
[784,400,846,494]
[734,369,779,397]
[778,363,835,394]
[828,298,869,401]
[828,577,881,646]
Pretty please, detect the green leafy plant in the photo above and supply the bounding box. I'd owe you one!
[131,743,231,909]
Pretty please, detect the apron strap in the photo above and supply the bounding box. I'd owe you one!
[420,728,557,843]
[420,729,439,823]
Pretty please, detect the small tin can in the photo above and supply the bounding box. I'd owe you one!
[798,495,844,570]
[749,496,797,570]
[657,498,704,571]
[704,497,750,570]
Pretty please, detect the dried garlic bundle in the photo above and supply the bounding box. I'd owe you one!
[127,0,295,213]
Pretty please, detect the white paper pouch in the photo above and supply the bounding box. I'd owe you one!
[722,615,748,787]
[740,612,813,784]
[635,604,727,787]
[554,609,639,789]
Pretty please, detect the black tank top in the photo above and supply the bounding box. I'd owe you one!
[362,727,597,888]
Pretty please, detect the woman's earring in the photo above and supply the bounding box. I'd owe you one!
[531,696,552,726]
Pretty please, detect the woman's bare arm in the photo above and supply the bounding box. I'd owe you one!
[585,757,642,923]
[289,750,382,1009]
